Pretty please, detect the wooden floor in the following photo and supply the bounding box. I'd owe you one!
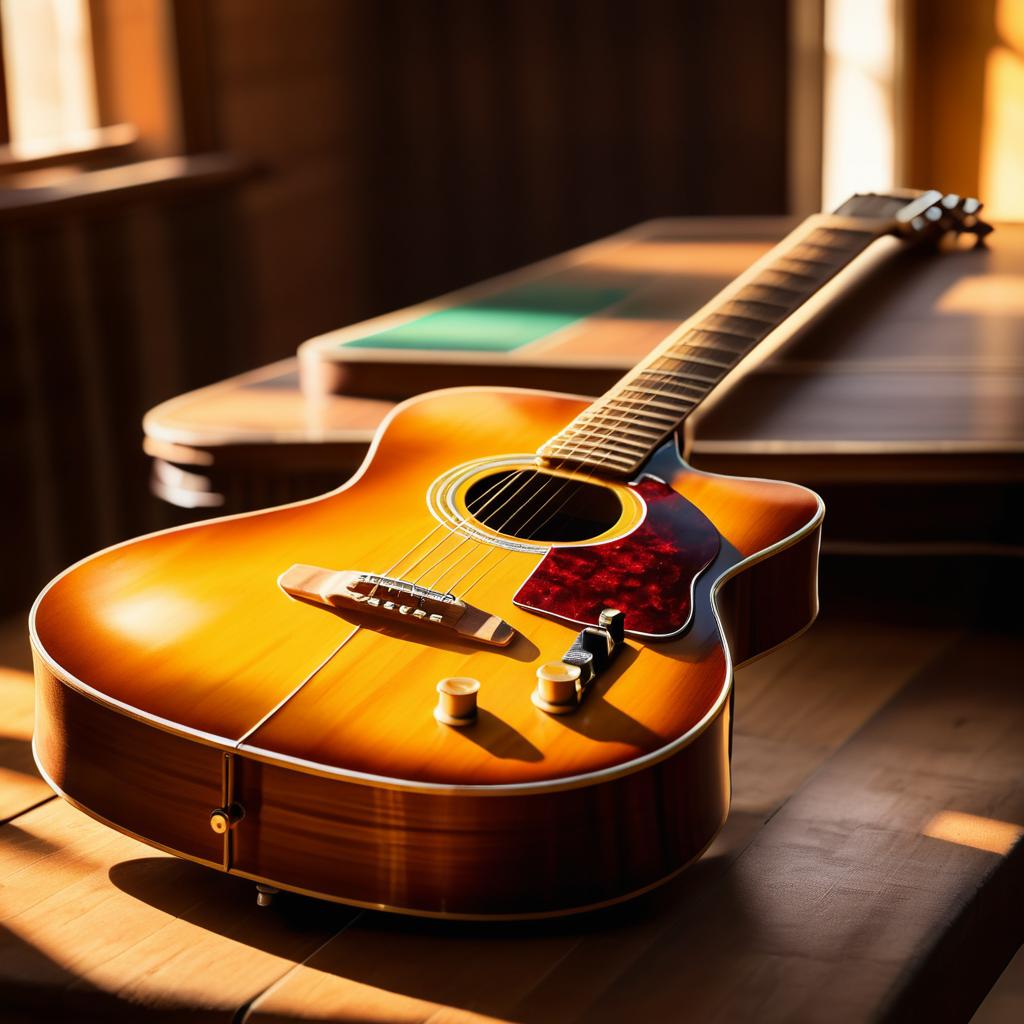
[1,562,1022,1022]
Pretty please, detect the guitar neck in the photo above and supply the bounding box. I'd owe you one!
[537,193,945,477]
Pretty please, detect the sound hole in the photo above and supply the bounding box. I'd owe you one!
[464,470,623,543]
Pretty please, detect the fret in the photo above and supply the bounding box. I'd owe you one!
[575,414,664,442]
[669,337,738,362]
[679,319,761,344]
[685,328,753,354]
[585,417,672,442]
[626,380,708,403]
[755,269,819,292]
[613,388,694,414]
[646,362,720,385]
[589,395,675,419]
[717,298,785,324]
[664,344,734,368]
[806,227,875,250]
[543,443,636,469]
[566,430,654,455]
[737,283,803,308]
[788,241,855,263]
[632,370,707,395]
[698,313,771,340]
[768,258,832,282]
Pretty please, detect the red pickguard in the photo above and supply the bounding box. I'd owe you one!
[513,476,721,638]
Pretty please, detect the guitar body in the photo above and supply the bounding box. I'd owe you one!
[31,386,821,918]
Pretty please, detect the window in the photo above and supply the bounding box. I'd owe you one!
[1,0,98,147]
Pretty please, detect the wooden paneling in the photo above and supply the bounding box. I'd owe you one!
[0,617,50,823]
[200,0,790,363]
[905,0,997,202]
[89,0,185,157]
[1,159,253,617]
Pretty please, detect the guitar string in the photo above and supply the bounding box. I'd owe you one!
[408,249,815,592]
[416,339,739,596]
[404,460,577,587]
[438,335,733,599]
[422,342,724,596]
[276,216,944,691]
[372,266,798,595]
[436,238,853,596]
[367,456,551,596]
[418,314,764,594]
[370,246,785,593]
[375,465,541,589]
[380,230,826,598]
[371,338,692,594]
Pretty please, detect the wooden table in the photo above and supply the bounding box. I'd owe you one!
[28,216,1016,1019]
[143,217,1024,555]
[3,563,1022,1021]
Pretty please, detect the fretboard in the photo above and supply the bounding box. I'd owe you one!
[537,213,889,477]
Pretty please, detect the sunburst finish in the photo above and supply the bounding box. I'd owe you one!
[32,387,822,916]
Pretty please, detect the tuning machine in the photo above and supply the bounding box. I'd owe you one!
[901,191,993,246]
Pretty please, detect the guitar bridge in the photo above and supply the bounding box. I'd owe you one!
[278,564,516,647]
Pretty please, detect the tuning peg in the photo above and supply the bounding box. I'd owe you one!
[941,193,960,210]
[963,197,982,215]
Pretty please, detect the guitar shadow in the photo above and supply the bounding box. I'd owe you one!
[106,827,755,1018]
[446,708,543,761]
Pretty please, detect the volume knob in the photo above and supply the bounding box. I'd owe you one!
[434,677,480,726]
[532,661,581,714]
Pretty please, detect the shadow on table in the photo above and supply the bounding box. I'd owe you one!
[107,813,760,1019]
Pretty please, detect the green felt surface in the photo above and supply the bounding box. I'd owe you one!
[342,283,629,352]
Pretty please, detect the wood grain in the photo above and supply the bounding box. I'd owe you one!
[0,616,52,822]
[0,799,352,1022]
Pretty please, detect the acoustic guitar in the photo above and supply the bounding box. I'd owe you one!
[30,190,989,919]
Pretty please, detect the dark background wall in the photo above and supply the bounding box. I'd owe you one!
[3,0,790,614]
[202,0,791,362]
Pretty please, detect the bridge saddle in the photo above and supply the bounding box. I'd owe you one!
[278,564,516,646]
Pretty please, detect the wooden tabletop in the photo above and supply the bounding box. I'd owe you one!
[145,218,1024,472]
[3,564,1022,1021]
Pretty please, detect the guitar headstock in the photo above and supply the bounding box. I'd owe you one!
[893,189,993,245]
[835,188,993,246]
